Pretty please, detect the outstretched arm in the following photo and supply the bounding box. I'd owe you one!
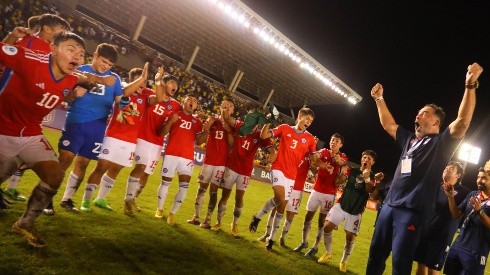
[448,63,483,139]
[371,83,399,139]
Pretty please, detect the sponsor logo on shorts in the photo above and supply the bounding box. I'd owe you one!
[135,156,140,161]
[62,140,70,146]
[42,113,54,124]
[102,149,109,154]
[2,45,18,55]
[198,175,204,180]
[274,178,278,182]
[163,168,168,173]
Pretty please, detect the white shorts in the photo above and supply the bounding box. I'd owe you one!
[199,164,225,186]
[134,138,162,175]
[306,190,335,215]
[286,189,303,213]
[222,167,250,191]
[98,136,136,167]
[0,134,58,178]
[161,155,195,178]
[326,203,362,235]
[271,169,295,201]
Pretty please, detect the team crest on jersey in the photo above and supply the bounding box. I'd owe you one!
[2,45,18,55]
[62,140,70,146]
[287,134,291,137]
[192,119,197,123]
[62,88,70,97]
[253,139,258,144]
[102,149,109,154]
[167,105,172,110]
[301,138,307,144]
[137,98,143,104]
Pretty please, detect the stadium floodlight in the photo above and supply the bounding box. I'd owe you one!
[238,14,245,23]
[218,2,225,9]
[458,143,482,165]
[243,21,250,28]
[253,27,259,34]
[210,0,218,3]
[224,5,232,14]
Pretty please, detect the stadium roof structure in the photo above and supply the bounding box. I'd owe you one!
[66,0,362,109]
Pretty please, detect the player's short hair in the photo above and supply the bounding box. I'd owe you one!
[448,161,464,176]
[331,133,344,144]
[298,107,315,119]
[128,68,143,81]
[425,103,446,126]
[478,167,489,176]
[95,43,118,63]
[362,150,377,161]
[163,74,178,83]
[222,98,235,106]
[27,15,41,30]
[53,32,85,49]
[39,13,70,31]
[185,93,198,99]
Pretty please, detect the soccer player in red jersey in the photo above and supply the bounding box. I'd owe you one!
[2,13,70,202]
[249,108,317,251]
[0,32,94,247]
[155,94,213,225]
[258,154,312,245]
[205,122,275,235]
[297,133,348,258]
[124,68,181,215]
[187,99,236,227]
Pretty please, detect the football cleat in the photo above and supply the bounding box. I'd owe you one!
[80,200,91,211]
[265,238,274,251]
[339,262,347,273]
[93,199,113,211]
[12,221,46,248]
[60,199,79,212]
[167,213,175,225]
[4,188,27,201]
[230,223,239,237]
[317,252,333,264]
[293,242,309,252]
[187,216,201,225]
[249,215,261,233]
[199,220,211,229]
[304,247,318,258]
[210,223,221,232]
[124,200,137,216]
[155,209,164,219]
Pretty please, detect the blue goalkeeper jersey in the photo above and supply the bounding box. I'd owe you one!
[66,64,123,123]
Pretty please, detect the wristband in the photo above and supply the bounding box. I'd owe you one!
[375,96,384,102]
[465,81,479,90]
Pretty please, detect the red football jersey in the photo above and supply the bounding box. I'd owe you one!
[292,155,311,191]
[314,149,348,195]
[203,116,235,166]
[16,35,51,53]
[270,124,316,180]
[137,97,181,145]
[164,111,203,159]
[227,125,273,175]
[0,44,78,136]
[105,88,154,143]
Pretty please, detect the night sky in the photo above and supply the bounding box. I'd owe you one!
[241,0,490,187]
